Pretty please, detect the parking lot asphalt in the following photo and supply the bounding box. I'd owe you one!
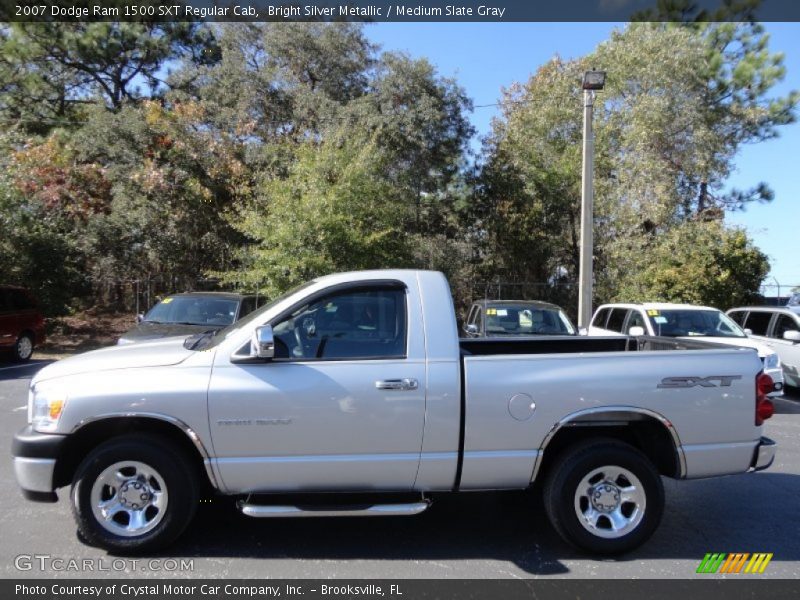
[1,359,799,579]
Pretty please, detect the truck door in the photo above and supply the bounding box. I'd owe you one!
[207,281,427,493]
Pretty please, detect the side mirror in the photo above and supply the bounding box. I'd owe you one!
[136,313,144,323]
[744,328,753,335]
[783,330,800,343]
[252,325,275,359]
[628,326,645,337]
[464,323,479,336]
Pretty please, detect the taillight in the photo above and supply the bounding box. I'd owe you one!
[756,372,775,426]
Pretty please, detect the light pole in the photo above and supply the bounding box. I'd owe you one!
[578,70,606,329]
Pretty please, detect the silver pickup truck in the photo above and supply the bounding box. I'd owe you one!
[12,270,777,555]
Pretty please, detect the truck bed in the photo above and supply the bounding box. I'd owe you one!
[459,335,729,356]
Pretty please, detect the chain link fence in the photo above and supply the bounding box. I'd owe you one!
[758,283,800,306]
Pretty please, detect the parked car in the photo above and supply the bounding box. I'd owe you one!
[117,292,265,345]
[463,300,577,337]
[727,306,800,388]
[589,303,784,394]
[14,270,777,555]
[787,292,800,307]
[0,285,45,362]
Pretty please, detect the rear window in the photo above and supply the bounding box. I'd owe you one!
[745,311,772,336]
[606,308,627,333]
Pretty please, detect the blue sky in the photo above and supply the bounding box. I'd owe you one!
[366,23,799,290]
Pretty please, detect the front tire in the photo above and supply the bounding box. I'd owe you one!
[14,333,34,361]
[71,434,199,554]
[543,438,664,555]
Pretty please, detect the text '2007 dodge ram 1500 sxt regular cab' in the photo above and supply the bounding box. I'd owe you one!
[13,270,777,555]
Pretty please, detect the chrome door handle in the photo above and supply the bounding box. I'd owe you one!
[375,378,419,391]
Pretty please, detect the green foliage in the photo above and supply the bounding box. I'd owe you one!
[222,134,413,296]
[612,221,769,309]
[482,21,796,306]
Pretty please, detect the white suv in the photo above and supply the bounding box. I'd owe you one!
[589,303,784,394]
[727,306,800,389]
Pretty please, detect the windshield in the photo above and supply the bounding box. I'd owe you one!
[485,304,576,335]
[144,296,239,326]
[645,309,746,338]
[189,281,315,351]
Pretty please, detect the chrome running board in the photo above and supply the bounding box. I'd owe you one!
[237,499,431,518]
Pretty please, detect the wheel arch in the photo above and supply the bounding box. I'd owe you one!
[533,406,686,483]
[54,414,218,492]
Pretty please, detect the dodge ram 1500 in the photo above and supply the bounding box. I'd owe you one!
[12,270,777,555]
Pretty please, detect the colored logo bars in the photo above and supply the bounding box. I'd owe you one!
[696,553,773,574]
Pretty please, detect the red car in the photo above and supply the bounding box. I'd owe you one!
[0,286,45,361]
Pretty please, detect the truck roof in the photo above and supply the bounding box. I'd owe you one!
[471,299,565,310]
[599,302,720,312]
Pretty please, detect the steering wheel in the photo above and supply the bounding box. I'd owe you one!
[293,317,318,357]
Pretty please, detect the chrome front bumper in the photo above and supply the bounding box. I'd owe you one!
[13,457,56,496]
[750,436,777,472]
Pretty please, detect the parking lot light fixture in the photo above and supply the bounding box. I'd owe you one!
[578,70,606,329]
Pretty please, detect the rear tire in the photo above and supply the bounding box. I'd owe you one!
[70,434,199,554]
[13,333,34,361]
[543,438,664,555]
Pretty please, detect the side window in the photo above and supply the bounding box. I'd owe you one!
[466,305,477,325]
[744,311,772,336]
[626,310,646,333]
[772,314,799,339]
[271,286,407,361]
[606,308,627,333]
[593,308,610,328]
[728,310,746,326]
[239,297,256,318]
[8,289,34,310]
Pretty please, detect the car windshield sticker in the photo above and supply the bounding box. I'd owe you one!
[654,316,667,324]
[161,298,173,304]
[486,308,497,315]
[647,309,660,316]
[496,309,508,316]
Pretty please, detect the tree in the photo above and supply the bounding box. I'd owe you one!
[611,221,769,309]
[480,22,796,305]
[222,133,413,296]
[0,21,218,132]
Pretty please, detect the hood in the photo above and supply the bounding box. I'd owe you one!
[118,321,221,343]
[32,337,195,384]
[677,335,773,358]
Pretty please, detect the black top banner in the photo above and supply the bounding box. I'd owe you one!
[3,0,800,22]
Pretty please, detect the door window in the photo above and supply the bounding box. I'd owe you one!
[606,308,628,333]
[271,286,407,360]
[625,310,646,333]
[728,310,746,326]
[744,311,772,336]
[772,314,800,340]
[592,308,610,328]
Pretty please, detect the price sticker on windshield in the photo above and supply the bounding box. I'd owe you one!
[647,309,660,316]
[161,298,173,304]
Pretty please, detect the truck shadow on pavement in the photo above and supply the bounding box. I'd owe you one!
[0,360,53,381]
[146,471,800,575]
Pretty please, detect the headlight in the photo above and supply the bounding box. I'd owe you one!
[764,353,781,369]
[30,386,67,432]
